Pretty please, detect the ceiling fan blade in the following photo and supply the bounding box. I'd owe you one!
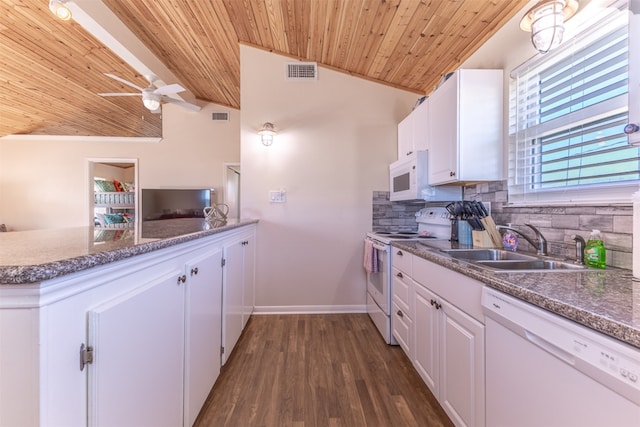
[154,84,185,96]
[104,73,146,92]
[98,93,141,97]
[161,96,201,112]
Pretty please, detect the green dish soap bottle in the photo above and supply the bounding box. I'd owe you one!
[584,229,606,269]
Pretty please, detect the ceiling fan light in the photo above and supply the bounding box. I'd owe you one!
[519,0,578,54]
[142,92,161,111]
[49,0,72,21]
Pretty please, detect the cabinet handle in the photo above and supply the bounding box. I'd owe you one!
[177,274,187,284]
[396,272,403,278]
[406,151,413,156]
[397,310,404,318]
[430,299,441,309]
[190,267,199,276]
[624,123,640,134]
[396,250,403,256]
[449,171,456,177]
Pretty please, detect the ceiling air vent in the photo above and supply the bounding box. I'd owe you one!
[285,62,318,81]
[211,112,229,121]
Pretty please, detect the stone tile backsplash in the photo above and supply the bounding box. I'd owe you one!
[372,191,425,232]
[373,181,634,269]
[464,181,634,269]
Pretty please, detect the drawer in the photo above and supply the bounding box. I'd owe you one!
[392,300,413,358]
[392,267,412,315]
[392,247,412,275]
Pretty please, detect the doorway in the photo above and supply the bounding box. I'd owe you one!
[87,158,139,231]
[224,163,240,220]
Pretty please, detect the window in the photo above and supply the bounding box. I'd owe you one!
[509,0,638,204]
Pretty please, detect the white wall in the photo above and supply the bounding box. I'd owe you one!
[0,103,239,231]
[240,45,417,311]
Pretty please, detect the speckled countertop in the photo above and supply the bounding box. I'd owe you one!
[393,240,640,349]
[0,218,258,284]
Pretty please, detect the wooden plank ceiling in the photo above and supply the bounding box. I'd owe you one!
[0,0,530,138]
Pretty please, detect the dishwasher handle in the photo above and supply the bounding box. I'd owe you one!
[525,329,576,366]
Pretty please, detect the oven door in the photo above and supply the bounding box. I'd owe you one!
[365,239,390,315]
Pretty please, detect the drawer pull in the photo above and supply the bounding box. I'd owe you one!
[397,310,404,318]
[396,272,403,278]
[396,250,403,256]
[430,299,441,310]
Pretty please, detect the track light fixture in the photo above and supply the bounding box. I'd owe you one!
[49,0,72,21]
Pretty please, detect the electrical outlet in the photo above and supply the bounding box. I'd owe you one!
[269,190,286,203]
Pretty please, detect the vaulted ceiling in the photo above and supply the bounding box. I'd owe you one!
[0,0,530,138]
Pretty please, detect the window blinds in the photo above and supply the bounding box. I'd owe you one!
[509,0,638,203]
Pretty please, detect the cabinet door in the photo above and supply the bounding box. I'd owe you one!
[412,99,429,152]
[397,113,414,159]
[413,283,439,395]
[439,301,485,427]
[222,240,244,364]
[242,235,256,328]
[87,269,185,427]
[428,72,459,185]
[391,300,412,357]
[184,248,223,426]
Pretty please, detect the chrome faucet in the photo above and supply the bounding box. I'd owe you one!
[497,224,548,256]
[571,234,585,265]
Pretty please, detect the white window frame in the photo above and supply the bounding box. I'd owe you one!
[508,0,638,205]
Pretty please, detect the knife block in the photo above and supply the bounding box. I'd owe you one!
[472,230,500,248]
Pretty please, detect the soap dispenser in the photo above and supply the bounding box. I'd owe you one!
[585,229,606,269]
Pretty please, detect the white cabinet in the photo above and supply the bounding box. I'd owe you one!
[0,223,256,427]
[397,98,429,159]
[391,248,414,355]
[87,269,186,427]
[428,69,503,185]
[222,228,256,364]
[412,257,485,427]
[184,248,223,426]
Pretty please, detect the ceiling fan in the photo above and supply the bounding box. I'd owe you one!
[98,73,201,113]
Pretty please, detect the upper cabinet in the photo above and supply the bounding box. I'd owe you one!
[427,70,503,185]
[397,98,429,159]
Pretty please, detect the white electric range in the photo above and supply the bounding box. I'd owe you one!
[365,207,451,344]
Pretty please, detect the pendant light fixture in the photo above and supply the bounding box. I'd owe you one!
[258,122,276,146]
[49,0,72,21]
[520,0,579,53]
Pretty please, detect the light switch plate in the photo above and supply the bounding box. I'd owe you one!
[269,190,286,203]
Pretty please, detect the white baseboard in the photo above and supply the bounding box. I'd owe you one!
[252,305,367,315]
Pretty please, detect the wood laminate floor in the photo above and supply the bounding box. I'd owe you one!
[195,313,453,427]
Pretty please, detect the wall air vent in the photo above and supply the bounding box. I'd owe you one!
[211,112,229,121]
[285,62,318,80]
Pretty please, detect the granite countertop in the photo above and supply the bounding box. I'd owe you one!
[393,240,640,349]
[0,218,258,284]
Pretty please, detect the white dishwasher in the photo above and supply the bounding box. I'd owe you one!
[482,287,640,427]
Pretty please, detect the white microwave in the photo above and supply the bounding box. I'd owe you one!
[389,151,461,201]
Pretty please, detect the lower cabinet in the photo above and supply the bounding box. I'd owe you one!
[393,253,486,427]
[87,268,187,427]
[184,248,224,426]
[0,223,256,427]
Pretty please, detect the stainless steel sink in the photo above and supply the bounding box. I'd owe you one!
[475,259,587,272]
[440,249,537,261]
[438,248,586,272]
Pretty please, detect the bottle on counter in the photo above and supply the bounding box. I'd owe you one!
[584,229,606,269]
[502,223,518,252]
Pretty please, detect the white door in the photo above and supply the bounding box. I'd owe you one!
[222,240,244,364]
[428,72,458,185]
[87,268,185,427]
[184,248,223,426]
[413,283,439,395]
[439,301,485,427]
[242,235,255,328]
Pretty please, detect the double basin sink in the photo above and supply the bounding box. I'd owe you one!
[439,248,587,273]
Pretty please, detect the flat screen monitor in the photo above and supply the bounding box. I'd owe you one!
[141,188,213,221]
